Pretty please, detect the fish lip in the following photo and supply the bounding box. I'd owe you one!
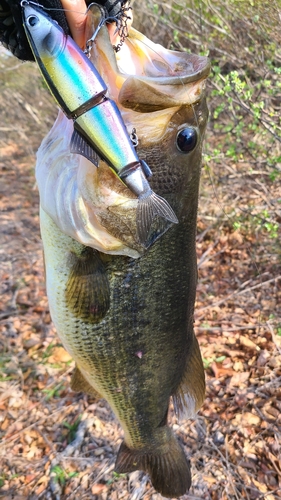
[121,54,211,86]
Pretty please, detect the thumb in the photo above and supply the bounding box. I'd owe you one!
[60,0,87,48]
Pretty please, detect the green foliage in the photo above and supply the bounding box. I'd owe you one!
[51,465,66,485]
[0,356,10,381]
[41,341,56,359]
[0,473,19,487]
[50,465,78,486]
[203,355,226,369]
[42,383,64,400]
[107,471,127,485]
[63,416,82,443]
[136,0,280,246]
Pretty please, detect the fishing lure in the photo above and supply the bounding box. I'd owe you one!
[21,1,178,247]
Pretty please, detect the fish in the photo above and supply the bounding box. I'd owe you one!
[21,1,178,248]
[36,7,210,498]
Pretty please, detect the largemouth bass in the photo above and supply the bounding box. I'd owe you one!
[37,10,210,498]
[22,1,178,248]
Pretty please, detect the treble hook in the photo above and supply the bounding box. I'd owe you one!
[84,3,120,56]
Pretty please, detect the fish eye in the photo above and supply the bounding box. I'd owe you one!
[176,127,197,153]
[27,15,39,27]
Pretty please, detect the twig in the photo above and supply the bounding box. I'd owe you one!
[195,325,263,333]
[266,321,281,354]
[130,474,150,500]
[49,417,94,499]
[197,239,220,268]
[62,417,95,458]
[196,275,281,315]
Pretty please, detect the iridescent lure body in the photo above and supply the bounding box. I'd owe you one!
[22,2,178,247]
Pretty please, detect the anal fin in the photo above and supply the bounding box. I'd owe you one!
[70,128,99,166]
[71,365,101,399]
[173,331,205,419]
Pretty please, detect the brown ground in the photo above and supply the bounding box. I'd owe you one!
[0,21,281,500]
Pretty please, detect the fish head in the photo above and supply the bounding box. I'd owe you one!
[86,19,210,234]
[22,3,65,59]
[121,82,209,221]
[36,14,209,256]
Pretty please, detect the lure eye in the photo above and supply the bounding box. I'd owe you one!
[27,15,39,27]
[176,127,197,153]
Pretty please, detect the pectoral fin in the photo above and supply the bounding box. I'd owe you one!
[172,332,205,420]
[70,128,99,166]
[65,247,110,323]
[71,365,101,398]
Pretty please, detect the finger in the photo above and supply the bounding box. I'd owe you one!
[60,0,87,48]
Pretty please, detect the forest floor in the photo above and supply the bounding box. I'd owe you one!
[0,42,280,500]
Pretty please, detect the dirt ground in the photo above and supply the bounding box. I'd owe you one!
[0,31,281,500]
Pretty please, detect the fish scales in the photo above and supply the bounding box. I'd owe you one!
[40,94,208,498]
[38,13,210,498]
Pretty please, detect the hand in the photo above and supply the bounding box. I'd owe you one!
[60,0,87,48]
[60,0,133,49]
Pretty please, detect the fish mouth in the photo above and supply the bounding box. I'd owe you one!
[119,28,211,86]
[85,7,210,107]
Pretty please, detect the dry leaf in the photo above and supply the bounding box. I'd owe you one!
[47,346,73,363]
[252,479,267,493]
[241,412,261,426]
[228,371,250,387]
[91,483,107,494]
[211,362,235,378]
[240,335,258,350]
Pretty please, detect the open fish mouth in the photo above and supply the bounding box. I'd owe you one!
[119,28,210,84]
[86,6,210,107]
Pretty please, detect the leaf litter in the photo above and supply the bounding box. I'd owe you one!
[0,22,281,500]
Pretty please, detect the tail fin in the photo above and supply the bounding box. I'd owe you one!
[137,191,178,248]
[115,429,191,498]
